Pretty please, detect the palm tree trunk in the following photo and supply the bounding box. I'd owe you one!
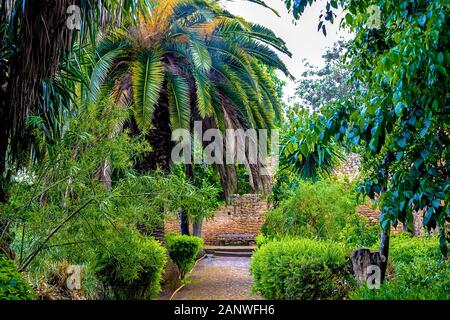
[135,91,174,173]
[129,92,174,242]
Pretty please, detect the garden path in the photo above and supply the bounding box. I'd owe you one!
[171,255,261,300]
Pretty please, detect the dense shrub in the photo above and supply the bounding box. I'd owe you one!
[255,234,269,248]
[350,257,449,300]
[0,255,35,300]
[388,235,442,264]
[166,233,203,280]
[350,236,449,300]
[250,238,354,299]
[93,230,167,300]
[337,222,380,249]
[263,179,375,247]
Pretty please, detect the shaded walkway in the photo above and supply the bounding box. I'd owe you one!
[172,255,261,300]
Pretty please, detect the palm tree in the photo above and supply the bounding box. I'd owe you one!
[88,0,291,192]
[0,0,157,258]
[84,0,291,234]
[0,0,289,240]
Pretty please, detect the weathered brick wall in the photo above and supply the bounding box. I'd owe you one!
[164,194,269,245]
[357,205,424,235]
[337,154,422,235]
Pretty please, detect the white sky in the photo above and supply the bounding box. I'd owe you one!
[222,0,350,103]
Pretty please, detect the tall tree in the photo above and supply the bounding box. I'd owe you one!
[283,0,449,279]
[87,0,291,232]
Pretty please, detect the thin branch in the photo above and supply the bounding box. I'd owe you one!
[19,198,95,272]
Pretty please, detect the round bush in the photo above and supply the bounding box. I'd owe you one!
[0,255,35,300]
[166,233,203,280]
[93,231,167,300]
[250,238,353,300]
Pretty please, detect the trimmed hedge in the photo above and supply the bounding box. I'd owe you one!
[250,238,354,299]
[0,255,35,300]
[166,233,203,280]
[388,234,442,264]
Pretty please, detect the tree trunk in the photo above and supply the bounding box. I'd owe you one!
[180,209,190,236]
[192,220,202,237]
[181,164,193,235]
[0,112,8,204]
[131,93,174,242]
[351,248,384,286]
[377,152,393,283]
[134,92,174,173]
[379,226,390,282]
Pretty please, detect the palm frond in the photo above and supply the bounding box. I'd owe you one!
[131,49,165,131]
[88,39,125,102]
[192,69,213,117]
[167,72,191,129]
[189,39,212,72]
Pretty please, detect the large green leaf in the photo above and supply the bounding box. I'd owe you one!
[193,70,213,118]
[131,49,165,131]
[167,73,191,129]
[88,39,125,102]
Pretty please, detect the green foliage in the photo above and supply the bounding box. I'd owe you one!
[250,238,353,299]
[389,235,442,264]
[269,169,301,206]
[351,259,449,300]
[294,40,353,111]
[350,236,449,300]
[279,107,344,181]
[255,234,269,248]
[0,255,35,300]
[285,0,450,255]
[1,92,219,283]
[166,233,203,280]
[337,222,380,249]
[93,229,167,300]
[263,179,375,247]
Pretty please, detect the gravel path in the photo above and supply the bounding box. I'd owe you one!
[172,255,262,300]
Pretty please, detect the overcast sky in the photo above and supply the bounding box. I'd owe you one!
[222,0,350,102]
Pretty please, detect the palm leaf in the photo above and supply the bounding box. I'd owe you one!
[167,72,191,129]
[193,69,213,118]
[88,39,125,102]
[131,49,165,131]
[189,39,212,72]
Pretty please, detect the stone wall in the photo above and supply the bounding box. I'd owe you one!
[357,205,426,235]
[164,194,269,245]
[337,154,423,235]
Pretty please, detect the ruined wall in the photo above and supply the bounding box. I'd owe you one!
[165,194,269,245]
